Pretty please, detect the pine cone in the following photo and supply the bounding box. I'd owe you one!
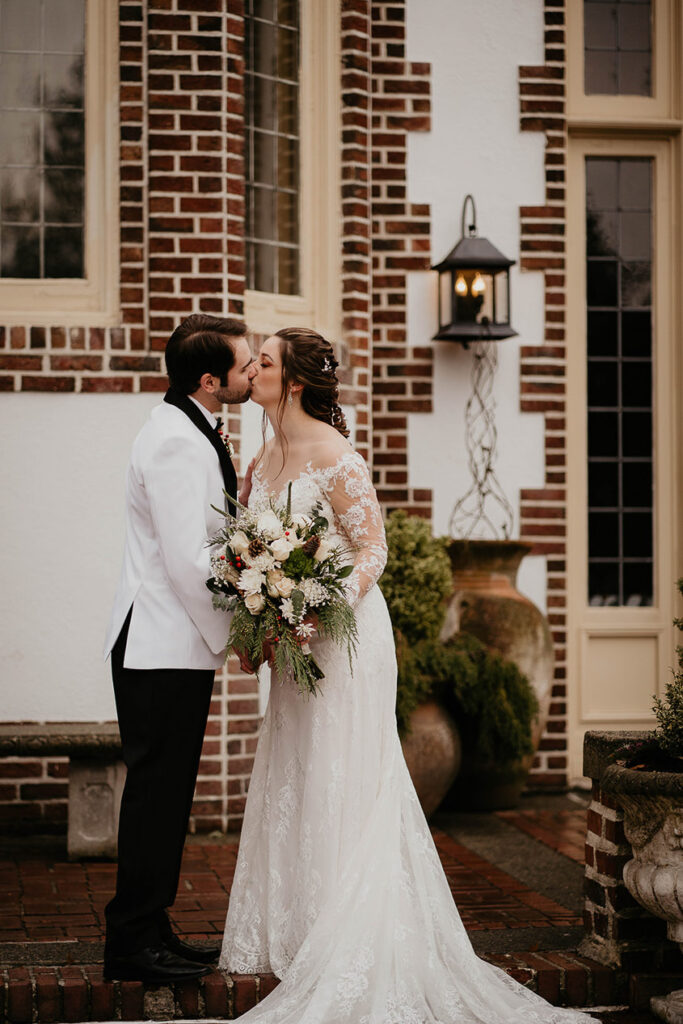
[248,537,266,558]
[302,536,320,557]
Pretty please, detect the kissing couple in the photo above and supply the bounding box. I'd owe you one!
[103,314,597,1023]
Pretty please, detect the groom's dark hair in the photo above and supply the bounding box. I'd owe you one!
[165,314,247,394]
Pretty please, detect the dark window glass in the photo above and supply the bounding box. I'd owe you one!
[585,156,653,606]
[584,1,652,96]
[0,0,85,279]
[245,0,300,295]
[587,310,618,356]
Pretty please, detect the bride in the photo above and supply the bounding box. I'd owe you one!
[219,327,596,1024]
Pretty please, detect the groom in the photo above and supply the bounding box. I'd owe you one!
[103,314,252,983]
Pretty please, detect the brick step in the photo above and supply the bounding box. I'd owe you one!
[0,952,634,1022]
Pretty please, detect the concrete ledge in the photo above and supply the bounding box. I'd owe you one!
[0,724,124,859]
[0,723,121,759]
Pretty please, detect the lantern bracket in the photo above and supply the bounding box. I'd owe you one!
[461,194,477,238]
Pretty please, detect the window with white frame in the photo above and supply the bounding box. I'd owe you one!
[243,0,341,341]
[0,0,118,323]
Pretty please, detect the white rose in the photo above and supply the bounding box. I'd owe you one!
[314,538,334,562]
[257,510,284,540]
[229,530,250,556]
[239,567,266,596]
[266,568,285,597]
[270,537,294,561]
[276,575,295,598]
[244,592,266,615]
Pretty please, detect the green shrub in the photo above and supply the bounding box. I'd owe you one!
[379,511,452,644]
[653,579,683,758]
[396,632,538,762]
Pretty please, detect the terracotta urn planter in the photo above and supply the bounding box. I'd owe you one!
[441,539,554,748]
[401,700,461,819]
[439,539,553,810]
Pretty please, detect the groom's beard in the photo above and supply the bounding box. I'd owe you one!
[216,382,252,405]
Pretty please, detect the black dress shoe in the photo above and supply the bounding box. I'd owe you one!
[164,934,221,964]
[103,944,212,983]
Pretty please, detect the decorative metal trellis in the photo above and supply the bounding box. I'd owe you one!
[449,335,514,540]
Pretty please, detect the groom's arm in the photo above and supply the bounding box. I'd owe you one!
[144,434,230,656]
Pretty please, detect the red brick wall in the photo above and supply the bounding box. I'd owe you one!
[0,0,380,836]
[370,1,433,518]
[0,1,256,835]
[517,0,570,789]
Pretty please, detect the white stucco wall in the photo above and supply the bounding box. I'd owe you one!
[0,393,353,722]
[406,0,548,611]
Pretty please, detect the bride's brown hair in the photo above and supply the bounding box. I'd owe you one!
[257,327,349,475]
[275,327,349,438]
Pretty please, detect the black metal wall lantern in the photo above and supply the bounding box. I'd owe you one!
[432,194,517,346]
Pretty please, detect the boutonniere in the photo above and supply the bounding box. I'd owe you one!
[216,419,235,459]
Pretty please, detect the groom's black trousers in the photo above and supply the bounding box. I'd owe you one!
[105,610,215,955]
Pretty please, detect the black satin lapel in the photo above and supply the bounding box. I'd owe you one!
[163,388,237,501]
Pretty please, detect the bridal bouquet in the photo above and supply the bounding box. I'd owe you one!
[207,485,358,697]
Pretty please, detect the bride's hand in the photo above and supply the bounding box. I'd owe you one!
[238,457,256,506]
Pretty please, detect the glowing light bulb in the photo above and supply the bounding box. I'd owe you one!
[471,273,486,296]
[454,274,467,295]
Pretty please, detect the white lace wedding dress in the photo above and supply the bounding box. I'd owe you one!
[219,449,597,1024]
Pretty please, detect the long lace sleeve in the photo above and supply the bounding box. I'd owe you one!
[321,451,388,608]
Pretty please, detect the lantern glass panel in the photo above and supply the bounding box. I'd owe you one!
[452,269,495,326]
[495,271,509,324]
[439,269,452,328]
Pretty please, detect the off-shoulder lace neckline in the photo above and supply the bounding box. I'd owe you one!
[253,447,361,503]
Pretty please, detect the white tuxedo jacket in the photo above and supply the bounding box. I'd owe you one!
[104,401,231,670]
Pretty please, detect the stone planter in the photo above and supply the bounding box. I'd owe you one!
[599,736,683,1022]
[401,700,461,819]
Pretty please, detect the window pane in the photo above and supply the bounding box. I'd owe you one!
[43,0,86,53]
[587,260,618,306]
[621,310,651,356]
[588,561,620,606]
[622,411,651,456]
[44,224,82,276]
[589,511,620,557]
[1,224,39,275]
[43,55,83,108]
[0,111,40,165]
[588,411,618,455]
[245,0,300,295]
[587,310,618,355]
[44,169,83,223]
[0,0,85,280]
[0,53,41,107]
[44,111,84,166]
[623,562,653,606]
[1,0,41,50]
[1,168,39,222]
[585,156,654,605]
[584,0,652,96]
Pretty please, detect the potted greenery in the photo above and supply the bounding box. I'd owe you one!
[379,512,460,817]
[380,511,539,813]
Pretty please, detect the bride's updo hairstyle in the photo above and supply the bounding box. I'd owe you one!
[275,327,350,438]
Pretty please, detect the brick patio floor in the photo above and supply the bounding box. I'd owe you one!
[497,807,588,864]
[0,830,581,945]
[0,804,665,1022]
